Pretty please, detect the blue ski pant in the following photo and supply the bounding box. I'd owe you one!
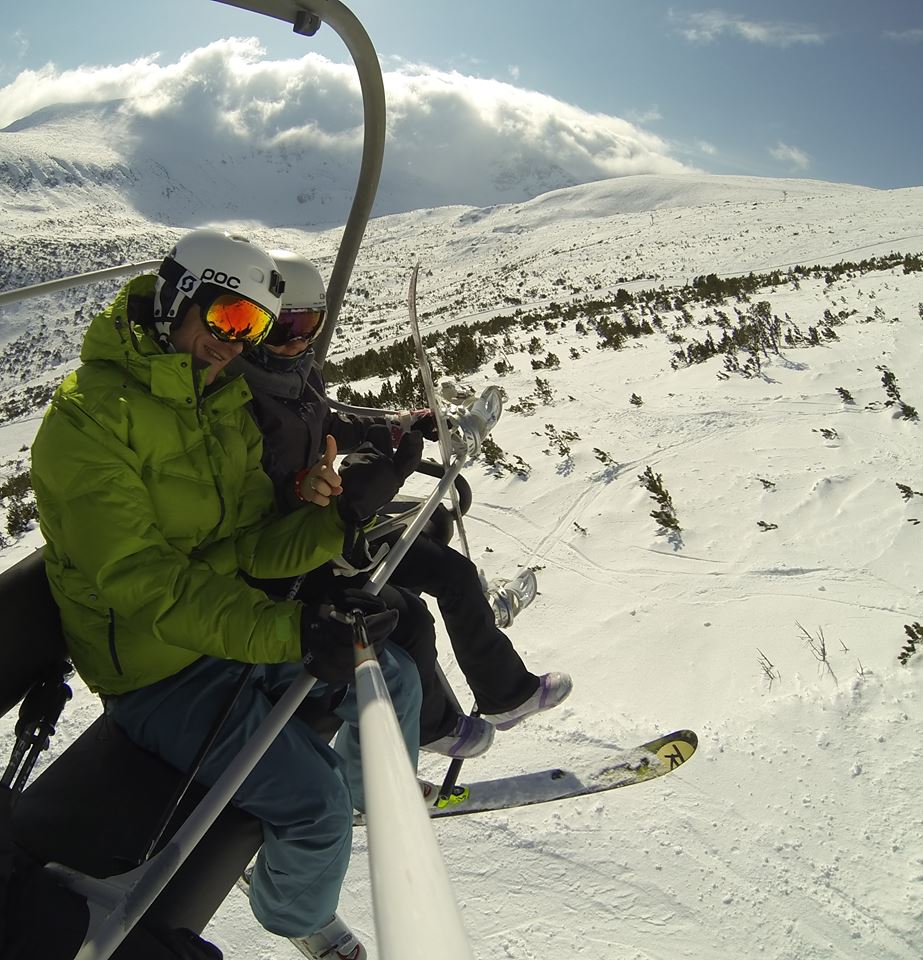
[108,648,421,938]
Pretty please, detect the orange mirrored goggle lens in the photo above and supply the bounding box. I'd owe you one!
[204,294,275,345]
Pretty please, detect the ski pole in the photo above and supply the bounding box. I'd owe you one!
[435,718,475,807]
[1,672,72,802]
[429,663,472,806]
[406,265,475,559]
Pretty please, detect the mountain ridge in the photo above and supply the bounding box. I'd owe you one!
[2,120,922,390]
[2,97,906,229]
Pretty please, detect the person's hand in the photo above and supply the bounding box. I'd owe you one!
[364,423,395,456]
[300,589,399,684]
[337,431,423,524]
[294,435,343,506]
[408,408,439,441]
[388,408,439,446]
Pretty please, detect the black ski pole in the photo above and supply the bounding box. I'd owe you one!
[436,715,476,806]
[431,662,474,806]
[1,672,72,803]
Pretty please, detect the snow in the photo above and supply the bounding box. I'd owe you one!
[2,172,923,959]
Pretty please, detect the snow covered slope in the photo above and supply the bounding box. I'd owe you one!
[1,173,922,959]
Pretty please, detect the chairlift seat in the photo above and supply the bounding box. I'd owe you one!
[0,550,261,937]
[0,550,70,719]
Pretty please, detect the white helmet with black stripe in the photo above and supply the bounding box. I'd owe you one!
[152,229,285,345]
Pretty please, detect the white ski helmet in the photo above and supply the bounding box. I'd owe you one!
[265,249,327,346]
[153,229,285,346]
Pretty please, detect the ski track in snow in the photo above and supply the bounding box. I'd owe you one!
[315,678,923,960]
[2,176,923,959]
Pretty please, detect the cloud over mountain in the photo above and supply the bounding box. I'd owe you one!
[0,38,690,224]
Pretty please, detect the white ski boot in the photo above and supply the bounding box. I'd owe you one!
[420,714,495,758]
[297,912,367,960]
[482,671,573,731]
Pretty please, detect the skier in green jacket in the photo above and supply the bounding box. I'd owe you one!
[30,229,421,960]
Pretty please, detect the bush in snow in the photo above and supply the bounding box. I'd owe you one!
[478,436,531,479]
[6,498,38,538]
[638,466,681,533]
[898,623,923,665]
[1,470,38,538]
[543,424,580,460]
[876,365,918,421]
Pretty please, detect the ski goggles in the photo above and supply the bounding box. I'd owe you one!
[265,307,326,346]
[203,294,276,346]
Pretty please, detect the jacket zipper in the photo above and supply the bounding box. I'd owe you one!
[194,375,227,532]
[108,608,124,675]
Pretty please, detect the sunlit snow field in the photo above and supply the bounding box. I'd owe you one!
[2,175,922,959]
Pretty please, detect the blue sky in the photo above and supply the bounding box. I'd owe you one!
[1,0,921,190]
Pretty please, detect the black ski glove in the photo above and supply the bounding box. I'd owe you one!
[409,410,439,442]
[363,423,395,457]
[337,431,423,525]
[300,588,399,685]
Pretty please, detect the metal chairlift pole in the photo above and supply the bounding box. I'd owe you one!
[0,263,161,309]
[214,0,386,368]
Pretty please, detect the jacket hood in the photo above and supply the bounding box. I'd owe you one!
[81,273,223,400]
[81,274,160,365]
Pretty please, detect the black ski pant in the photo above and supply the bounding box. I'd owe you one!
[386,533,540,717]
[249,535,540,744]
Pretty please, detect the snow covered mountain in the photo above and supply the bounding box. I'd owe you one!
[1,159,923,959]
[2,113,922,387]
[0,94,588,233]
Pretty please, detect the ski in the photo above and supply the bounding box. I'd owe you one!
[355,729,697,824]
[406,263,473,556]
[236,731,696,955]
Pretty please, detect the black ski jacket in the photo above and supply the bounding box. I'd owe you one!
[230,350,388,512]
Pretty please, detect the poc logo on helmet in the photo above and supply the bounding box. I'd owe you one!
[201,268,241,289]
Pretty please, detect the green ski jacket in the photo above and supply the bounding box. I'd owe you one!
[31,275,346,695]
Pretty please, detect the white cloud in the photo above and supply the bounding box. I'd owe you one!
[508,65,521,81]
[697,140,717,156]
[883,28,923,44]
[12,30,29,58]
[0,38,692,215]
[770,141,811,170]
[628,106,663,124]
[0,54,166,129]
[673,9,826,47]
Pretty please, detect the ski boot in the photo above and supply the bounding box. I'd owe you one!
[482,672,573,731]
[485,567,538,629]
